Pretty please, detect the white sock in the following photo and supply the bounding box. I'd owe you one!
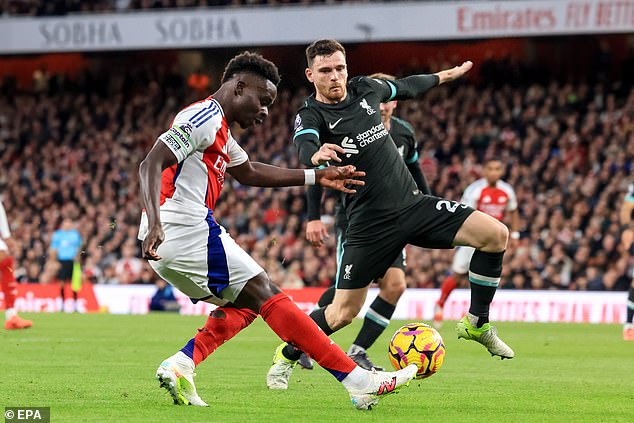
[341,366,371,391]
[172,351,195,372]
[6,308,16,319]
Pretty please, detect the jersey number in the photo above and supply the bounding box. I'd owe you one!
[435,200,463,213]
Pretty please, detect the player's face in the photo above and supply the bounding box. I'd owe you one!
[234,74,277,129]
[379,100,397,122]
[306,51,348,104]
[483,160,504,184]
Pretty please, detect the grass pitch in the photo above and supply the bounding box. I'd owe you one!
[2,312,633,422]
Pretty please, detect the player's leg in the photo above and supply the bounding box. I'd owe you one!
[624,279,634,341]
[152,217,416,409]
[0,247,32,330]
[269,234,405,389]
[237,273,416,409]
[451,210,514,358]
[297,283,336,370]
[406,196,512,358]
[348,255,406,370]
[57,260,74,312]
[270,285,369,379]
[433,247,472,329]
[151,216,261,406]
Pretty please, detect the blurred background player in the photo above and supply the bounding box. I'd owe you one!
[0,195,32,330]
[433,157,519,329]
[300,72,431,370]
[49,218,82,312]
[139,52,416,410]
[619,183,634,341]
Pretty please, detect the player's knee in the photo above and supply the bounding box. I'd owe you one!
[485,220,508,251]
[236,272,281,313]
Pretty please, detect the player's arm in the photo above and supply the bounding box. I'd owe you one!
[138,141,178,261]
[402,129,431,195]
[305,184,329,247]
[227,161,364,193]
[407,160,431,195]
[368,61,472,102]
[293,110,344,167]
[509,209,521,244]
[0,199,15,253]
[505,186,521,244]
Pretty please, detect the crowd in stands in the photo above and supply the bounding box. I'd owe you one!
[0,54,632,292]
[0,0,367,16]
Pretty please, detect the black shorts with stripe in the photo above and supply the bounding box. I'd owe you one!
[335,195,475,290]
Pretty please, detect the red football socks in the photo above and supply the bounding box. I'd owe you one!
[0,256,17,309]
[260,293,356,381]
[182,307,258,366]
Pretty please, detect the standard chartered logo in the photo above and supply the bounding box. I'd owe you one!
[341,137,359,157]
[356,123,388,147]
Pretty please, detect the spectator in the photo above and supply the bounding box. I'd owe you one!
[149,279,180,312]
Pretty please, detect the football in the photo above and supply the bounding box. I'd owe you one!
[388,322,446,379]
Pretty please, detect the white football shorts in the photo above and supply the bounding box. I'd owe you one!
[451,246,475,275]
[140,211,264,306]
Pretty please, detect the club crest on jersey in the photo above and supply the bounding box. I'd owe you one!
[341,137,359,158]
[359,98,376,115]
[343,264,353,280]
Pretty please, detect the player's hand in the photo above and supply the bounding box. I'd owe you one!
[306,219,328,248]
[142,225,164,261]
[316,165,365,194]
[311,143,344,166]
[437,61,473,84]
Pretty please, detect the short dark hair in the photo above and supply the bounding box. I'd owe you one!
[305,39,346,67]
[221,51,280,86]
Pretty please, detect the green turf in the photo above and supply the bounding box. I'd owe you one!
[2,313,633,422]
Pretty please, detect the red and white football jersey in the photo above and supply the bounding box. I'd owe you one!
[153,97,248,224]
[461,178,517,221]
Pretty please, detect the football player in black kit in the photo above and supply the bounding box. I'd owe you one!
[299,72,431,371]
[267,39,514,391]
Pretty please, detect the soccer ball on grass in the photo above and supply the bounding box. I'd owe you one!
[388,322,445,379]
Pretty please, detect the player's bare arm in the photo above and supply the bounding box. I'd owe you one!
[227,161,364,193]
[509,209,521,248]
[435,61,473,84]
[138,140,178,261]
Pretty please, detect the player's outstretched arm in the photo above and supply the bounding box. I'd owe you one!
[435,61,473,85]
[138,141,178,261]
[227,161,365,193]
